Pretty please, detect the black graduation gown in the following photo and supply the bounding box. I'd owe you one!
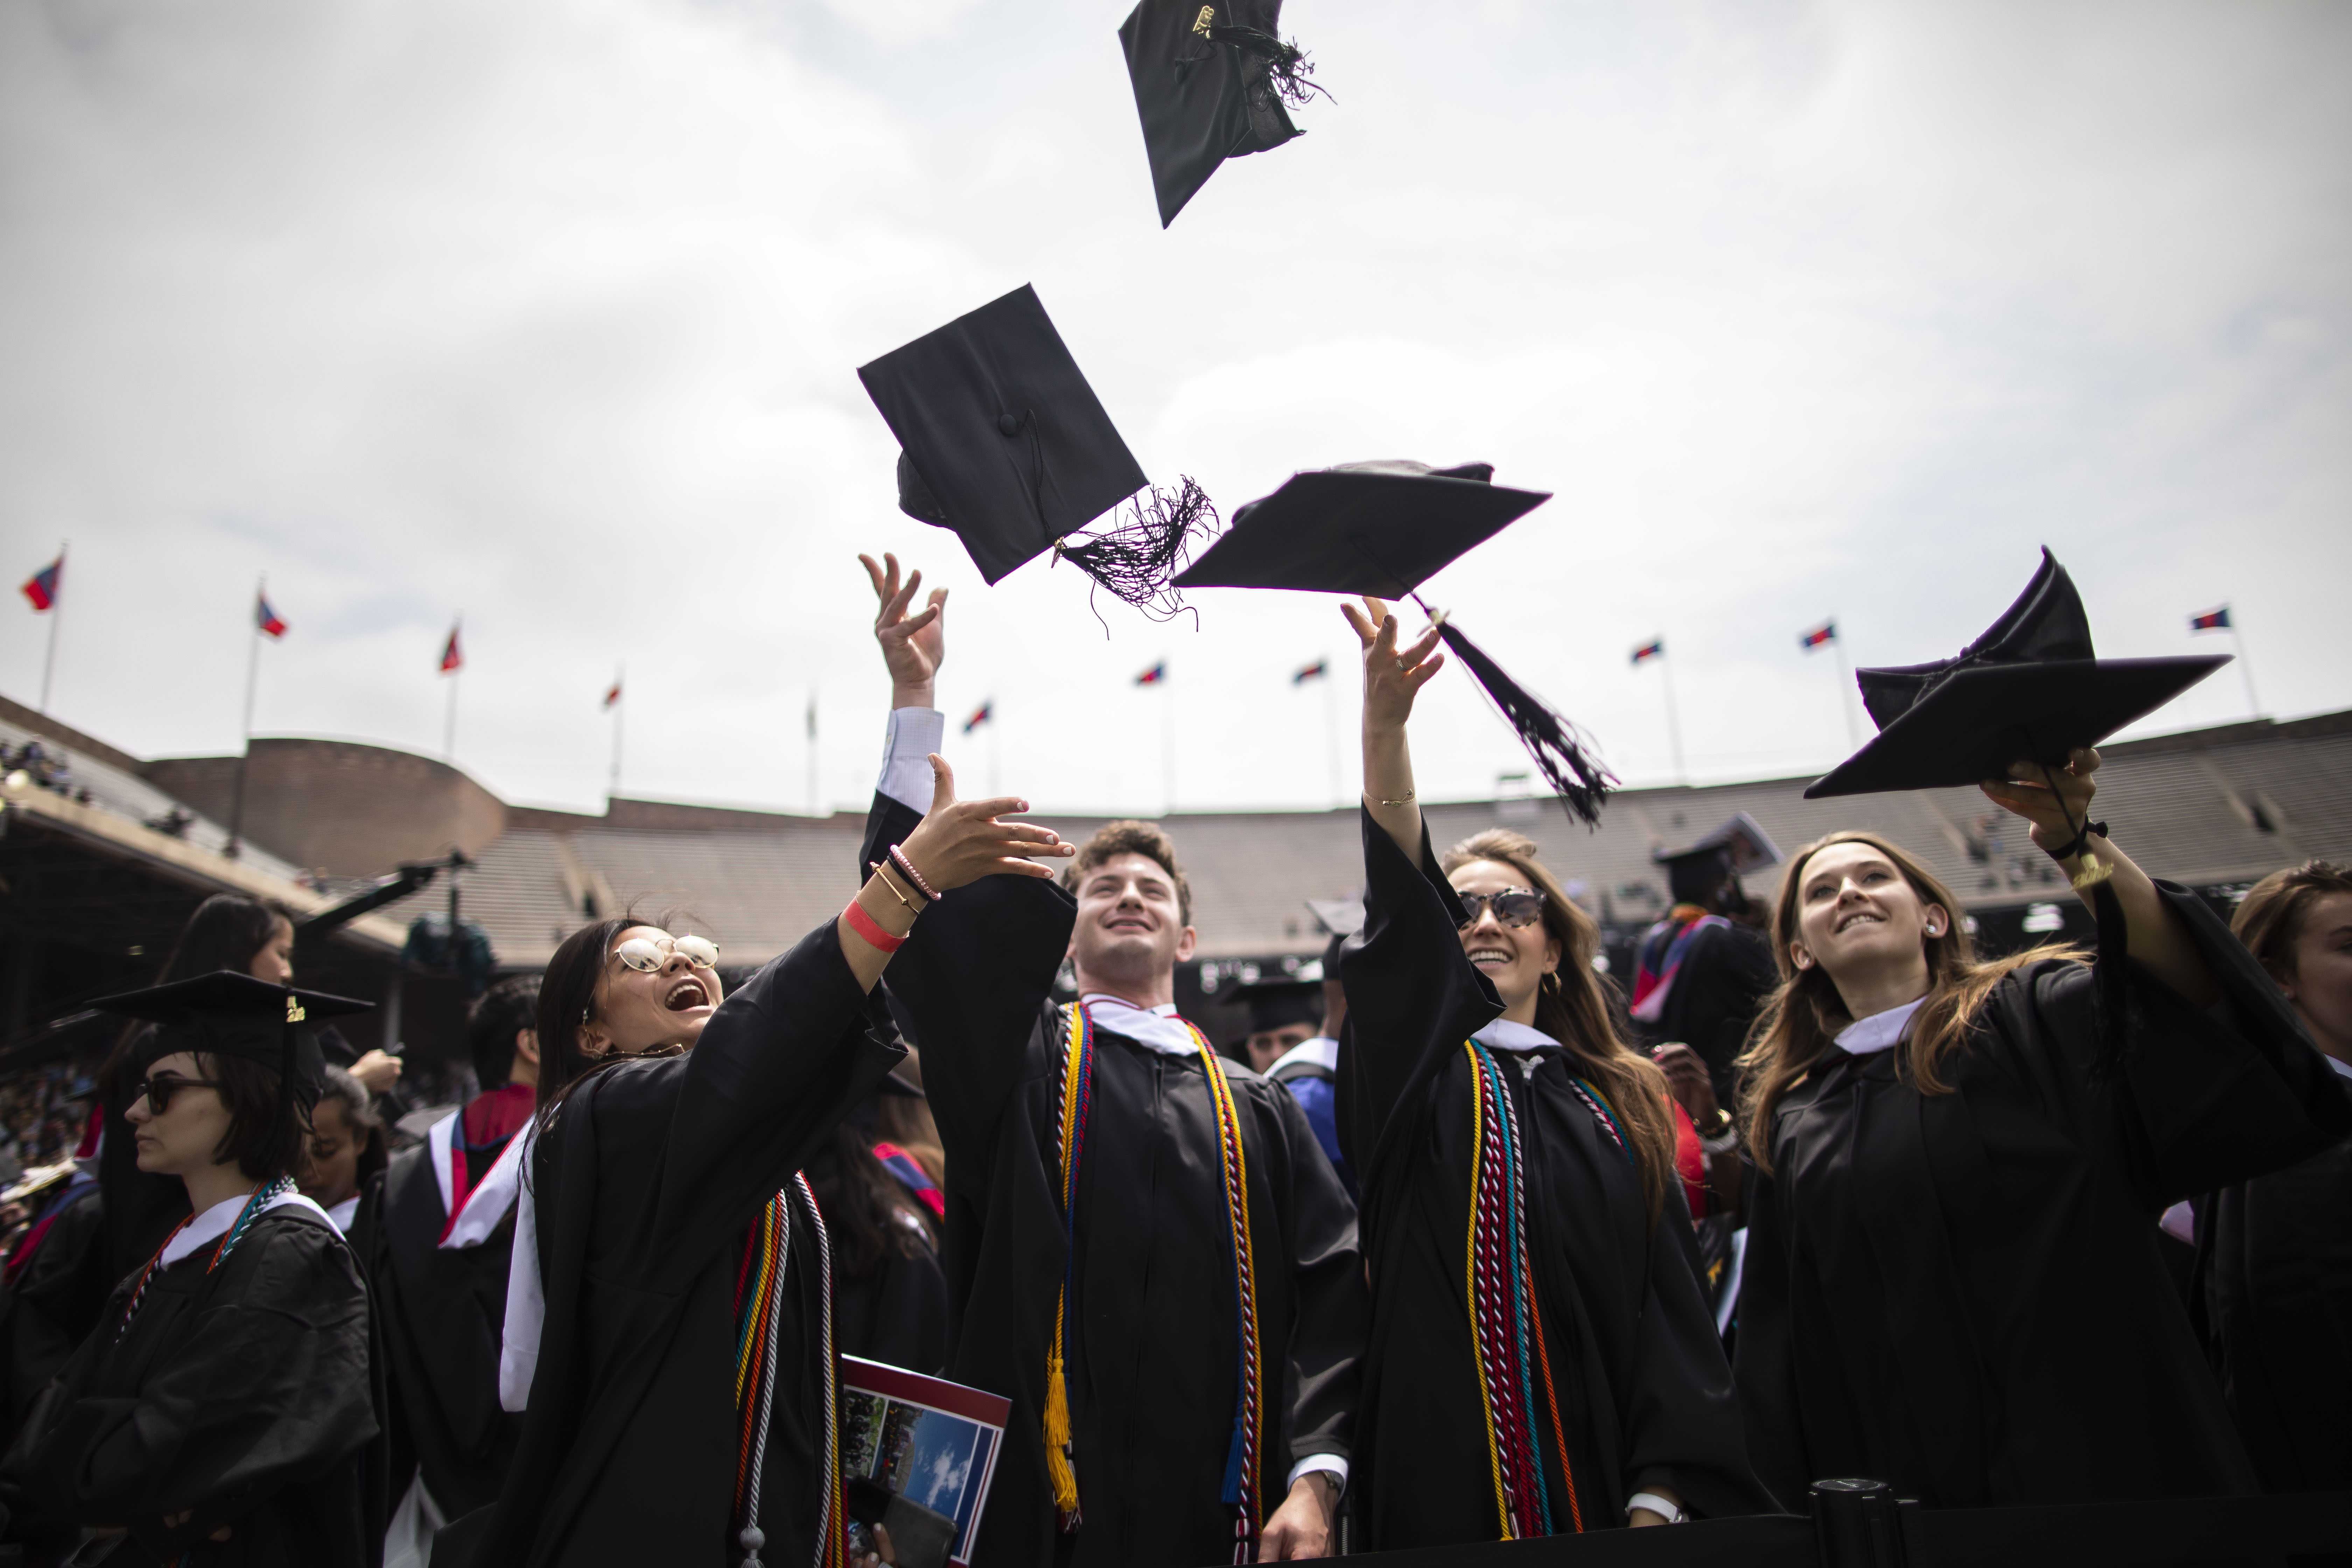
[5,1205,379,1567]
[834,1232,951,1376]
[1735,881,2352,1511]
[859,791,1367,1568]
[0,1179,111,1449]
[1337,811,1771,1549]
[358,1140,523,1520]
[2194,1119,2352,1498]
[453,920,900,1568]
[1629,920,1779,1108]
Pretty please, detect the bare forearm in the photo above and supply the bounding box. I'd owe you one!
[2061,833,2217,1008]
[1363,721,1422,862]
[836,868,922,991]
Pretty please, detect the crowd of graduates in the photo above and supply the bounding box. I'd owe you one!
[0,553,2343,1568]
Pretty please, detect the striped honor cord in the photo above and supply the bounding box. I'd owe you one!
[729,1179,846,1568]
[115,1177,292,1342]
[1182,1021,1265,1564]
[1043,1003,1097,1529]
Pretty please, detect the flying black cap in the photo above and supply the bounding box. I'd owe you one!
[1120,0,1320,227]
[858,285,1214,617]
[1179,460,1612,825]
[1174,462,1550,597]
[1805,549,2228,799]
[1225,976,1324,1036]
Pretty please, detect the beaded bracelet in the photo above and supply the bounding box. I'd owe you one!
[888,844,941,903]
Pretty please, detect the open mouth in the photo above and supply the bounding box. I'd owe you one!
[1834,909,1885,934]
[1106,917,1154,936]
[664,977,710,1012]
[1466,946,1516,971]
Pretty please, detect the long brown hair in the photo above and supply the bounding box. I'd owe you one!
[1442,828,1677,1220]
[1738,830,2081,1171]
[2232,860,2352,986]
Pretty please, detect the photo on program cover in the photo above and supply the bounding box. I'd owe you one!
[839,1357,1010,1568]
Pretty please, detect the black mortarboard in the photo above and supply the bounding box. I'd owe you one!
[1176,460,1616,826]
[1119,0,1322,228]
[1225,976,1324,1035]
[1805,550,2228,799]
[858,285,1215,618]
[1655,812,1782,904]
[91,971,373,1174]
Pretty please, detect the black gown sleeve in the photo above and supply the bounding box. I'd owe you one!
[1728,1164,1808,1510]
[1262,1083,1365,1470]
[857,790,1074,1178]
[1337,808,1500,1197]
[12,1217,376,1552]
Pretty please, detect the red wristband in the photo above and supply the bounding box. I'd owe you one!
[843,898,904,954]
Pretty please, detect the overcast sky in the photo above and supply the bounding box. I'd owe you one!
[3,0,2345,820]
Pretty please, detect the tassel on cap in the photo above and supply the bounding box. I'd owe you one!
[1056,477,1220,627]
[1426,609,1616,828]
[1206,23,1329,109]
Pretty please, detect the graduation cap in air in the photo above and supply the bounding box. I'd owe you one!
[1225,975,1324,1036]
[1804,549,2229,800]
[858,285,1216,620]
[1120,0,1325,227]
[90,971,373,1177]
[1654,812,1783,904]
[1176,460,1617,826]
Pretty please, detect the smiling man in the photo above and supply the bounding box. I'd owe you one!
[856,554,1365,1567]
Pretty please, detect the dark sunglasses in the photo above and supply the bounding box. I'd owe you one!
[1455,889,1547,930]
[136,1075,223,1116]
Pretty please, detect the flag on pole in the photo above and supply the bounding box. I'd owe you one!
[1292,659,1327,684]
[440,626,463,673]
[255,594,288,638]
[2189,606,2231,633]
[1630,638,1664,666]
[603,677,622,708]
[962,701,993,735]
[1799,620,1836,651]
[20,557,61,612]
[1135,661,1167,686]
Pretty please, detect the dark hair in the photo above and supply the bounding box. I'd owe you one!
[1443,828,1678,1221]
[1061,820,1193,926]
[311,1064,388,1187]
[803,1122,936,1279]
[201,1051,305,1183]
[2233,861,2352,987]
[469,974,542,1088]
[104,894,302,1101]
[1739,831,2079,1172]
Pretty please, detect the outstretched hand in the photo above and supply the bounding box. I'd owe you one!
[1980,746,2101,855]
[1342,596,1446,734]
[896,756,1073,894]
[861,552,947,709]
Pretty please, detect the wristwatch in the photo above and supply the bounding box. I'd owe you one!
[1627,1490,1689,1525]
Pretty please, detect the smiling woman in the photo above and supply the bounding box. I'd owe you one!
[1732,788,2352,1516]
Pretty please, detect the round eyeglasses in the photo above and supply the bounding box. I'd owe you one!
[1454,889,1547,930]
[613,932,721,974]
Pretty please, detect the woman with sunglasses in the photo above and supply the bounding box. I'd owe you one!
[1336,599,1770,1549]
[443,747,1072,1568]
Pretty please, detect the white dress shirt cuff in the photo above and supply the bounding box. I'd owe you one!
[879,707,946,814]
[1288,1454,1348,1492]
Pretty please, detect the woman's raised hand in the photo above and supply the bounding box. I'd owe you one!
[861,552,947,710]
[1980,746,2101,855]
[1342,596,1446,734]
[897,756,1073,893]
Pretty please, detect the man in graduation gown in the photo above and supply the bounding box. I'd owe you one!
[1626,835,1778,1110]
[360,975,539,1559]
[857,554,1366,1567]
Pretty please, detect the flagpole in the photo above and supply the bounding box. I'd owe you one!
[2233,625,2263,719]
[1832,631,1861,749]
[228,575,264,857]
[805,690,818,816]
[1660,650,1687,784]
[444,617,460,763]
[610,666,625,797]
[37,542,64,714]
[1161,667,1175,816]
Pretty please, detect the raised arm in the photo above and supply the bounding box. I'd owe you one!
[1340,596,1447,865]
[1980,747,2216,1007]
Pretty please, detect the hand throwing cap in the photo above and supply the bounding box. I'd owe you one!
[1177,460,1614,826]
[858,285,1215,618]
[1805,548,2229,798]
[1121,0,1322,227]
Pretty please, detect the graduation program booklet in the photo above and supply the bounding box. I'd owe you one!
[839,1356,1010,1568]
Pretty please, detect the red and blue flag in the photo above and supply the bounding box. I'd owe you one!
[20,557,61,612]
[1799,620,1836,651]
[1134,661,1167,686]
[962,701,992,735]
[603,678,622,709]
[255,594,287,638]
[440,626,463,673]
[1292,659,1327,684]
[1630,638,1664,666]
[2189,606,2231,633]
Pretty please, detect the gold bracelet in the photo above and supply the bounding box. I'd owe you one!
[869,860,929,913]
[1373,789,1415,807]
